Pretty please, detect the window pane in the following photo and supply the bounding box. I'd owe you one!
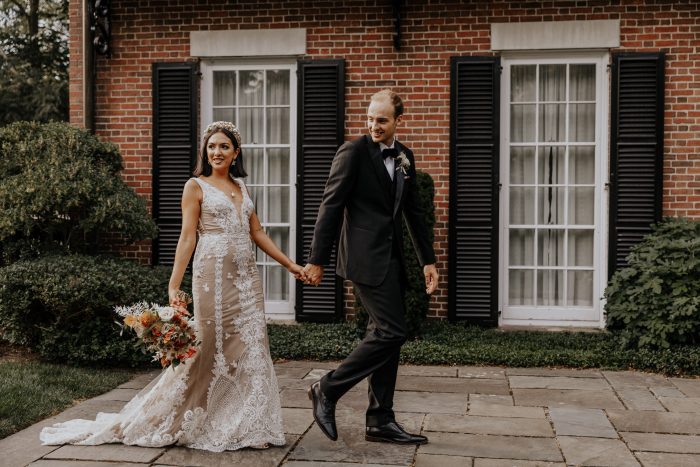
[539,104,566,142]
[213,71,236,106]
[537,187,565,225]
[509,270,534,306]
[569,146,595,184]
[509,229,534,266]
[246,148,264,185]
[510,147,535,184]
[567,270,593,307]
[569,103,595,142]
[239,70,264,105]
[266,108,290,144]
[537,270,565,306]
[268,148,289,184]
[267,226,289,256]
[537,146,565,185]
[568,229,594,267]
[511,65,536,102]
[539,65,566,102]
[509,187,535,225]
[212,108,234,122]
[570,64,596,101]
[538,229,565,267]
[266,70,290,105]
[510,104,535,142]
[239,108,263,144]
[267,186,289,223]
[250,186,263,215]
[266,265,288,301]
[568,187,594,225]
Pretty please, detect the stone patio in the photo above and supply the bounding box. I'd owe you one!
[2,361,700,466]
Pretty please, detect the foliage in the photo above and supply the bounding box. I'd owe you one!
[0,0,68,124]
[353,170,436,338]
[605,218,700,349]
[268,321,700,376]
[0,254,189,366]
[0,361,136,439]
[0,121,158,263]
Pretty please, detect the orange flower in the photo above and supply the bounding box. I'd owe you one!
[140,311,157,327]
[123,315,137,328]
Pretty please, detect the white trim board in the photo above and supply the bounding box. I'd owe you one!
[191,29,306,57]
[491,20,620,51]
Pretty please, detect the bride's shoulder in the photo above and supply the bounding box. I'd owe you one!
[183,178,204,199]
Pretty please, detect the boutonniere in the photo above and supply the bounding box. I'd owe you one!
[395,151,410,175]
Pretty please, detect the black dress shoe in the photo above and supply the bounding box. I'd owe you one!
[308,381,338,441]
[365,421,428,445]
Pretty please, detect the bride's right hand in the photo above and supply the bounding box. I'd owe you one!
[168,288,179,305]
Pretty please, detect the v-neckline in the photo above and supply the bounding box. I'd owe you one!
[198,176,245,220]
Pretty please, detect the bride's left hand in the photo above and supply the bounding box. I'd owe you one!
[287,263,308,282]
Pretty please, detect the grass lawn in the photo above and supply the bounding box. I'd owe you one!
[0,359,137,440]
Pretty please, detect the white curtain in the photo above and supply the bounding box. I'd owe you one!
[509,64,596,308]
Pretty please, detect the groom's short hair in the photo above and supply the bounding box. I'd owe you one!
[371,89,404,118]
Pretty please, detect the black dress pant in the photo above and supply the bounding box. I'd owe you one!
[320,256,407,426]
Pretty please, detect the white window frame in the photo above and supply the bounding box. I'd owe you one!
[200,58,298,321]
[498,51,610,328]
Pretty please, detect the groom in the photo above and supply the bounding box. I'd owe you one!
[303,90,438,445]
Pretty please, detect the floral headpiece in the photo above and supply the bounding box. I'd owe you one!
[204,121,242,148]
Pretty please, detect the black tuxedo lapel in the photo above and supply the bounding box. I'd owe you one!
[367,136,394,207]
[393,166,404,218]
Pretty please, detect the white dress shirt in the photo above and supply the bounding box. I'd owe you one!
[379,140,396,181]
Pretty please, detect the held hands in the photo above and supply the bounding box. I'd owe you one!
[288,263,309,282]
[302,263,324,286]
[424,264,439,295]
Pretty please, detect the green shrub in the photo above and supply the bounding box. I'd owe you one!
[0,121,157,264]
[604,218,700,349]
[0,254,190,366]
[353,170,436,338]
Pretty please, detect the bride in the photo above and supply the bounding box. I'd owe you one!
[40,121,306,451]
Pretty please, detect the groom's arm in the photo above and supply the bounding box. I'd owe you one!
[402,149,436,268]
[307,142,358,266]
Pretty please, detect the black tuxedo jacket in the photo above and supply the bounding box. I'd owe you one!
[307,135,436,287]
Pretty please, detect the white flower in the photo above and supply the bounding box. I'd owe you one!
[156,306,176,322]
[396,151,411,175]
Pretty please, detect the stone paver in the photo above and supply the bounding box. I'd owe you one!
[557,436,640,466]
[155,438,298,467]
[474,460,565,467]
[634,452,700,467]
[396,375,510,395]
[419,432,563,461]
[607,410,700,434]
[658,397,700,413]
[621,432,700,453]
[549,407,617,438]
[616,387,666,411]
[10,361,700,467]
[415,453,473,466]
[425,414,553,437]
[671,378,700,397]
[509,375,610,390]
[513,388,625,409]
[44,445,164,463]
[394,390,468,414]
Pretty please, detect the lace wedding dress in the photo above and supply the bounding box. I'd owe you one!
[40,177,285,451]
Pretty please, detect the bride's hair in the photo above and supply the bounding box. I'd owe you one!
[194,127,248,178]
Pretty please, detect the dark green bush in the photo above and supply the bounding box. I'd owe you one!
[268,321,700,376]
[0,254,190,366]
[0,121,157,264]
[353,170,435,338]
[605,218,700,349]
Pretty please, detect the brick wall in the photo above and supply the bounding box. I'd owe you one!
[69,0,700,319]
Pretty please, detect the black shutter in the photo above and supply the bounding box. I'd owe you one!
[152,62,199,266]
[448,57,500,325]
[609,53,664,275]
[295,59,345,322]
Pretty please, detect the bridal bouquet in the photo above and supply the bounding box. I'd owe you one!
[115,291,199,369]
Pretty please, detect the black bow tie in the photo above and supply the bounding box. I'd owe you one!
[382,148,399,160]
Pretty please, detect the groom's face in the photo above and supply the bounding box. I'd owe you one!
[367,97,401,146]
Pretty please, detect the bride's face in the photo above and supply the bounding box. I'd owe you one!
[206,132,239,171]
